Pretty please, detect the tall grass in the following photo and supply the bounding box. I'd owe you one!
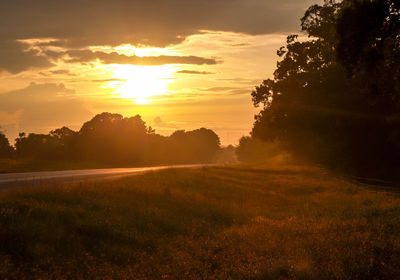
[0,163,399,279]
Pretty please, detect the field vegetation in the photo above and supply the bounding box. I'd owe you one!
[1,162,399,279]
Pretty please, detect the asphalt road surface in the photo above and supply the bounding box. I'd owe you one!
[0,164,206,191]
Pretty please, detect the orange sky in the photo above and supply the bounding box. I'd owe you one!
[0,0,319,145]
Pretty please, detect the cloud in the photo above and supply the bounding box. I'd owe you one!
[0,47,218,74]
[198,86,250,96]
[153,116,179,129]
[0,0,318,73]
[39,69,77,77]
[64,50,218,66]
[50,69,75,76]
[0,111,21,126]
[176,70,215,75]
[201,87,238,92]
[0,40,53,74]
[230,43,252,47]
[217,78,262,85]
[0,0,317,47]
[0,83,92,140]
[228,89,251,95]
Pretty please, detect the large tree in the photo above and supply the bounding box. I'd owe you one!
[251,0,400,179]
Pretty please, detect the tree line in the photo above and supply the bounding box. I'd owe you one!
[0,112,221,165]
[247,0,400,180]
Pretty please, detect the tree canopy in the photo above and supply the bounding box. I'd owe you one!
[250,0,400,179]
[9,112,221,166]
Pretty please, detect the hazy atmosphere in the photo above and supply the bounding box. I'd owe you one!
[1,0,400,279]
[0,0,319,145]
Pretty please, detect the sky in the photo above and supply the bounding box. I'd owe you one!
[0,0,319,145]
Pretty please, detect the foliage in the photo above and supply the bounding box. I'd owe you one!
[0,130,14,158]
[236,136,282,163]
[337,0,400,90]
[251,0,400,179]
[13,112,221,166]
[168,128,220,163]
[1,164,400,279]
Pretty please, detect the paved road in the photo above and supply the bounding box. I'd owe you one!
[0,164,206,190]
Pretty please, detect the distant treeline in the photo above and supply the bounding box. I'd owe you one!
[0,112,221,166]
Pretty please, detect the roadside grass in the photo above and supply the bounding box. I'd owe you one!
[0,163,400,279]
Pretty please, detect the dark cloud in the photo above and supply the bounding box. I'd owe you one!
[50,69,75,76]
[0,0,317,46]
[65,50,218,65]
[0,83,92,140]
[176,70,215,75]
[0,40,53,74]
[0,0,317,73]
[0,47,218,74]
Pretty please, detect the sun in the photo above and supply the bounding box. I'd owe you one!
[111,65,175,104]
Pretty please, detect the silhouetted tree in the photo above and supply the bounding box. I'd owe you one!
[12,112,221,166]
[250,0,400,179]
[49,126,78,160]
[337,0,400,91]
[168,128,220,163]
[77,113,149,164]
[15,132,58,159]
[0,130,14,158]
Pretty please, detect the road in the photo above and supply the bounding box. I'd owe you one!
[0,164,206,190]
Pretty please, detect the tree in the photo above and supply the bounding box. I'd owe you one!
[168,128,220,163]
[11,112,221,166]
[0,130,14,158]
[337,0,400,95]
[15,132,57,159]
[77,112,150,164]
[250,0,400,179]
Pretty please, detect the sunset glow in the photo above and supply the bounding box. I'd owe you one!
[111,65,175,104]
[1,2,399,279]
[0,0,318,145]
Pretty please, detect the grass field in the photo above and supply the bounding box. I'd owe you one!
[1,163,400,279]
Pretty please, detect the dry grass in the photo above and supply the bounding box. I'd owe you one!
[0,163,399,279]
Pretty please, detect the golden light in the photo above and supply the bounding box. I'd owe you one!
[111,65,176,104]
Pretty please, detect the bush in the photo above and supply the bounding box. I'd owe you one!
[236,136,283,163]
